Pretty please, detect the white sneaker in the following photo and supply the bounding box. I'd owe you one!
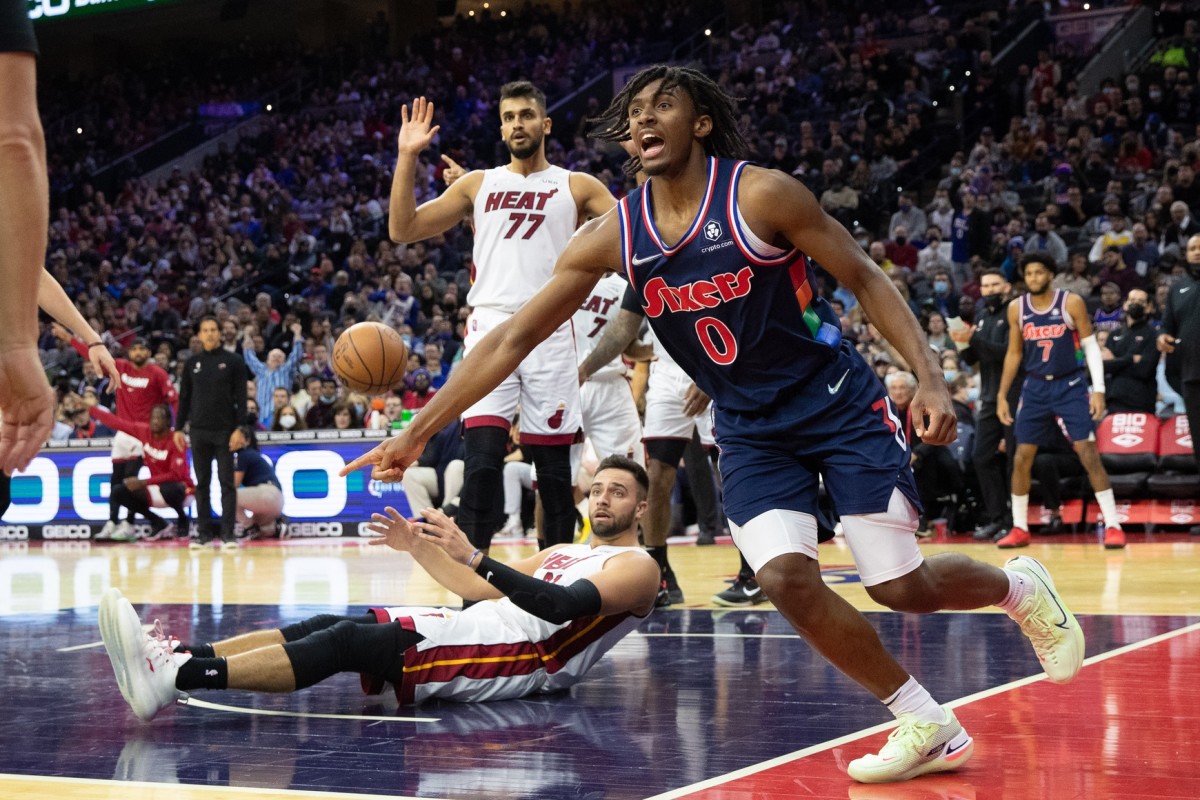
[111,520,136,542]
[498,513,524,537]
[1004,555,1085,684]
[96,521,118,540]
[98,592,186,721]
[847,709,973,783]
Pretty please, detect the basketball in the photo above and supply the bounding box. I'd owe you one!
[332,321,408,395]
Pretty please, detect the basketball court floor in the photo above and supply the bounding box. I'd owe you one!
[1,532,1197,799]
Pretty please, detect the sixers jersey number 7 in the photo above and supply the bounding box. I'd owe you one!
[1019,289,1083,379]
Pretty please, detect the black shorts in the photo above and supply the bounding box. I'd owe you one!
[0,0,38,55]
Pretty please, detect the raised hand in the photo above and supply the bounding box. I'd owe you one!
[364,506,420,552]
[411,507,475,564]
[397,97,440,156]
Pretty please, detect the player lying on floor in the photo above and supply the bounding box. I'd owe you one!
[98,455,660,721]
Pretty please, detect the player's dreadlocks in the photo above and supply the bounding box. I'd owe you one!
[588,64,749,177]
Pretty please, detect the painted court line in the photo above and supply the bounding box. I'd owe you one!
[0,773,444,799]
[644,620,1200,800]
[184,697,440,723]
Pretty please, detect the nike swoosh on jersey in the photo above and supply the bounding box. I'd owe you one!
[631,253,659,266]
[828,369,850,394]
[1181,286,1192,293]
[1068,377,1082,386]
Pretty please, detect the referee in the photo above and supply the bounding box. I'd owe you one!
[177,316,248,548]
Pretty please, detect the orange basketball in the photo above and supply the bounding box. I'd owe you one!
[332,321,409,395]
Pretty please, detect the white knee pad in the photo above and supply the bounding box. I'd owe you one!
[841,488,924,587]
[730,509,819,574]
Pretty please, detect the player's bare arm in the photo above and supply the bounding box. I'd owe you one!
[342,212,623,480]
[40,271,121,384]
[1065,291,1107,420]
[367,506,505,600]
[996,300,1024,426]
[569,171,618,221]
[681,383,710,417]
[579,307,643,382]
[590,551,660,616]
[388,97,481,243]
[739,166,956,444]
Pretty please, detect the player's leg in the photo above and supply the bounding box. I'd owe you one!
[458,424,510,551]
[644,439,687,605]
[501,460,532,536]
[997,395,1042,547]
[525,444,574,547]
[401,465,439,514]
[173,612,379,659]
[1073,439,1125,548]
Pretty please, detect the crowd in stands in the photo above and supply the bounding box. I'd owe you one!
[34,0,1200,530]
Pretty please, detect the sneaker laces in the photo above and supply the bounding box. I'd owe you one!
[1014,600,1060,657]
[148,619,180,655]
[881,716,939,755]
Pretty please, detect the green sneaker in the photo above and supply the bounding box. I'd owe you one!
[848,709,974,783]
[1004,555,1085,684]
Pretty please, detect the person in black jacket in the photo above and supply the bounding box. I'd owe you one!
[176,316,248,548]
[1103,288,1159,414]
[1157,235,1200,534]
[961,269,1021,541]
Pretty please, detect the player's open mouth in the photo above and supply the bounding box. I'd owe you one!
[639,132,665,158]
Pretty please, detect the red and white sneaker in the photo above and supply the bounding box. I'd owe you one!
[995,527,1030,549]
[99,590,187,721]
[1103,527,1126,549]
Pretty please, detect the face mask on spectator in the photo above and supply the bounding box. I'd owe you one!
[984,294,1005,312]
[968,386,980,403]
[1127,303,1146,321]
[856,237,869,249]
[934,280,949,295]
[353,403,365,416]
[319,394,335,404]
[299,363,314,377]
[1149,90,1162,101]
[279,414,297,429]
[895,236,907,246]
[944,369,958,382]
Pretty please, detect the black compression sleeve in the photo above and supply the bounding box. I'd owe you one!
[474,556,602,624]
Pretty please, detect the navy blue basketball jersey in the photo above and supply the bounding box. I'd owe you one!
[1019,289,1083,378]
[618,158,843,417]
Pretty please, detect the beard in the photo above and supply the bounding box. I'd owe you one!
[590,507,636,540]
[505,132,543,160]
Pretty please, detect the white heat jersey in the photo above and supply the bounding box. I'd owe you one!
[469,164,578,312]
[573,273,630,381]
[376,544,649,704]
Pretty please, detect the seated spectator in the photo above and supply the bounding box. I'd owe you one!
[423,342,450,389]
[1122,222,1160,279]
[916,226,953,281]
[1053,253,1095,299]
[885,226,919,272]
[245,398,267,431]
[1161,200,1200,256]
[1093,282,1125,334]
[291,375,322,418]
[400,418,465,520]
[1096,245,1142,298]
[1027,214,1069,268]
[305,378,340,429]
[1088,214,1134,264]
[403,368,437,410]
[272,404,305,432]
[923,311,953,353]
[889,193,928,241]
[331,401,361,430]
[1102,288,1159,414]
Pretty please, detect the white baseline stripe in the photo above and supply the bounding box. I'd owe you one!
[184,697,439,723]
[0,773,444,799]
[644,621,1200,800]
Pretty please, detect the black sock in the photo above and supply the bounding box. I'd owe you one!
[176,656,227,691]
[175,642,215,658]
[646,545,670,572]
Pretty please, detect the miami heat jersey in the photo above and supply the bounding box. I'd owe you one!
[469,164,578,312]
[618,157,842,417]
[1019,289,1083,378]
[573,273,629,381]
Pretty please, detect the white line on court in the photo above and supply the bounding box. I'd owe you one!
[183,697,439,723]
[643,621,1200,800]
[0,772,446,799]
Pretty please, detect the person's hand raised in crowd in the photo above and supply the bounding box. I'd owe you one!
[441,154,465,186]
[397,97,440,157]
[290,322,303,339]
[0,345,55,475]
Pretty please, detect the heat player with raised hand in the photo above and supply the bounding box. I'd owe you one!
[385,85,616,554]
[347,65,1089,784]
[995,253,1126,550]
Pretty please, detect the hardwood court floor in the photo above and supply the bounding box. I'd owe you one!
[1,533,1197,799]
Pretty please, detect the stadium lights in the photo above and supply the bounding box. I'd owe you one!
[468,9,474,16]
[76,127,82,134]
[266,104,273,112]
[705,29,712,36]
[483,2,489,6]
[501,10,506,16]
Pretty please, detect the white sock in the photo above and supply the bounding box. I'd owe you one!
[1012,494,1029,531]
[883,676,947,725]
[997,568,1035,615]
[1095,489,1122,530]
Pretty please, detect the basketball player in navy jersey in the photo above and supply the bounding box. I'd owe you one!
[995,254,1126,549]
[387,83,615,555]
[347,65,1086,783]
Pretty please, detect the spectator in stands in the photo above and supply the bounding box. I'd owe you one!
[889,192,928,242]
[1056,185,1088,230]
[1054,252,1095,299]
[1103,288,1159,414]
[928,269,958,319]
[951,189,990,289]
[923,311,953,353]
[1094,282,1126,334]
[305,377,339,430]
[242,322,304,428]
[268,386,291,427]
[331,401,360,430]
[1157,235,1200,535]
[916,225,953,278]
[271,404,304,432]
[1161,200,1200,256]
[291,375,322,418]
[818,170,859,227]
[403,368,437,411]
[1122,222,1161,280]
[423,342,450,389]
[1089,214,1134,264]
[885,226,919,272]
[1027,214,1069,268]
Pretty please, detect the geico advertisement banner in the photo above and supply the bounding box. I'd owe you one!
[0,439,412,540]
